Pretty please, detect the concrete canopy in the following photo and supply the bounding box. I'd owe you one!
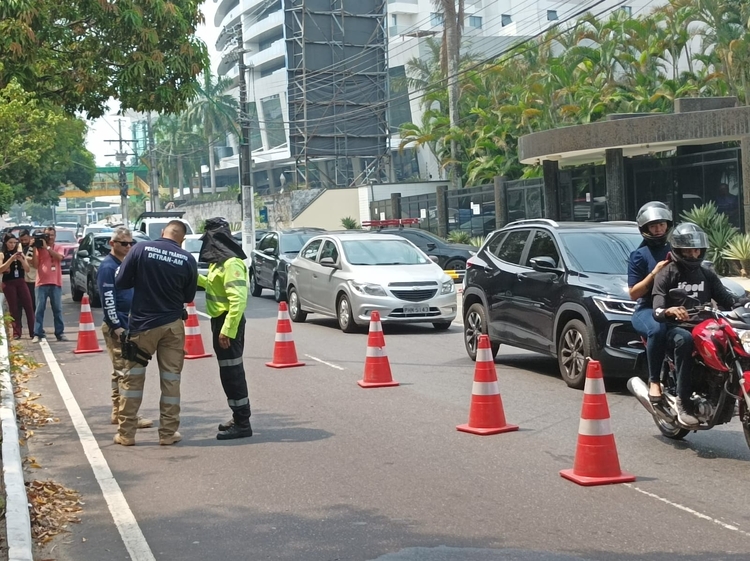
[518,104,750,166]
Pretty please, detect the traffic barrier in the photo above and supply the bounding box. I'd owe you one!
[266,302,305,368]
[457,334,517,435]
[358,311,399,388]
[445,269,466,282]
[183,301,212,359]
[560,359,636,486]
[73,294,103,354]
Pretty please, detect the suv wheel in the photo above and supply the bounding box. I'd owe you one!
[558,318,595,389]
[273,275,285,303]
[249,270,263,297]
[464,303,500,361]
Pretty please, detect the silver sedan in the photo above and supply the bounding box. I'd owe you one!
[286,232,457,332]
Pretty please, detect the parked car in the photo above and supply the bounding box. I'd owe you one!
[133,211,194,241]
[182,234,209,279]
[372,227,476,271]
[287,232,456,332]
[249,228,325,302]
[233,229,269,246]
[70,231,150,307]
[462,219,644,389]
[52,227,79,273]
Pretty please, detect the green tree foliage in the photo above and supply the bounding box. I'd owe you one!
[400,0,750,187]
[0,0,208,118]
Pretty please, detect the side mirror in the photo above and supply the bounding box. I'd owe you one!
[320,257,339,268]
[529,256,559,272]
[426,242,437,251]
[77,249,89,259]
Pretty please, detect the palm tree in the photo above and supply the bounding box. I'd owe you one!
[185,68,239,195]
[154,113,188,201]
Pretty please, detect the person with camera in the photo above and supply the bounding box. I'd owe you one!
[31,227,67,343]
[197,218,253,441]
[18,230,37,311]
[114,220,197,446]
[0,235,34,339]
[97,227,153,430]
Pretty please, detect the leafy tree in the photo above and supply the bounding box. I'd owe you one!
[0,0,208,118]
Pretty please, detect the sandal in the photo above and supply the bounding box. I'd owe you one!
[648,393,663,404]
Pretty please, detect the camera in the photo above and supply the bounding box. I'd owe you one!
[33,232,49,248]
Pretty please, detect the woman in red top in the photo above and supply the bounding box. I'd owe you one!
[0,235,35,339]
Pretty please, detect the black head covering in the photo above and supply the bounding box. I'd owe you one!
[199,217,247,264]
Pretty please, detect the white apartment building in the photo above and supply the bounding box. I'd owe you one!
[211,0,660,192]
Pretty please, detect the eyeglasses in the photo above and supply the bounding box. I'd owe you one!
[113,241,135,247]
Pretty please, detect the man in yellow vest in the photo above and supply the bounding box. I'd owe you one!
[198,218,253,440]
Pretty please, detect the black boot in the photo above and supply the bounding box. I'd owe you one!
[218,419,234,431]
[217,422,253,440]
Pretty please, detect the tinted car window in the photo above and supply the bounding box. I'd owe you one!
[183,238,203,253]
[319,240,339,262]
[492,230,530,264]
[485,232,506,256]
[93,237,110,256]
[559,232,641,274]
[398,230,428,249]
[280,233,315,254]
[301,239,322,260]
[525,230,560,268]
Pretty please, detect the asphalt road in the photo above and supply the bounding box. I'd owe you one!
[20,280,750,561]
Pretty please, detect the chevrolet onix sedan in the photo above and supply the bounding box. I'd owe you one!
[287,232,457,332]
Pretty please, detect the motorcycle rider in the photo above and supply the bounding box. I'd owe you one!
[628,202,673,403]
[651,222,738,427]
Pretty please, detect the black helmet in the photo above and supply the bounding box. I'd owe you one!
[636,201,673,247]
[670,222,708,270]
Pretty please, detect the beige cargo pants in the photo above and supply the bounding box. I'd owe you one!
[101,323,125,421]
[117,319,185,440]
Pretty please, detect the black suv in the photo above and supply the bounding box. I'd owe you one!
[374,228,476,271]
[462,219,644,389]
[249,228,325,302]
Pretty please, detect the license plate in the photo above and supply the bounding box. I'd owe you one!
[403,304,430,315]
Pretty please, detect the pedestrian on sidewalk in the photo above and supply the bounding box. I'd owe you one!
[198,218,253,440]
[0,235,34,339]
[18,230,37,311]
[97,227,153,430]
[31,226,67,342]
[114,220,197,446]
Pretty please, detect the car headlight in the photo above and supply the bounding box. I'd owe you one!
[441,280,455,294]
[348,280,386,297]
[592,297,637,315]
[735,329,750,354]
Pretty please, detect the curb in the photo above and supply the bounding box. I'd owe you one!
[0,294,34,561]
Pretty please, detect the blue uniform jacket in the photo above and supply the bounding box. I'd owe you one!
[115,238,197,334]
[97,254,132,330]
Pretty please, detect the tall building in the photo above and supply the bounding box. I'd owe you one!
[211,0,659,193]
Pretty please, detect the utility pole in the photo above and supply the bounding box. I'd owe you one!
[105,119,137,226]
[146,113,161,211]
[442,0,463,190]
[236,25,256,256]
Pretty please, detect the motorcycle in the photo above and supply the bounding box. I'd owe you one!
[628,288,750,450]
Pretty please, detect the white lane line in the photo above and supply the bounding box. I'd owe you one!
[626,483,750,538]
[39,340,156,561]
[304,354,345,371]
[196,310,210,319]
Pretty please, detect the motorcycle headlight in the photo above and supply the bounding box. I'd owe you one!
[441,280,455,294]
[592,297,637,315]
[348,280,386,297]
[735,329,750,354]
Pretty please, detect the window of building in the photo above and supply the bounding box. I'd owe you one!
[547,10,558,21]
[261,94,287,148]
[501,14,512,27]
[260,61,285,78]
[391,14,397,26]
[259,32,283,52]
[622,6,632,16]
[431,12,444,26]
[388,66,412,133]
[468,16,482,29]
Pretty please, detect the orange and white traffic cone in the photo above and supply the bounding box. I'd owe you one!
[266,302,305,368]
[560,359,636,486]
[74,294,103,354]
[183,302,212,359]
[457,334,517,435]
[358,311,398,388]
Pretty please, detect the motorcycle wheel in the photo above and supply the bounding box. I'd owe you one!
[740,400,750,451]
[653,411,690,440]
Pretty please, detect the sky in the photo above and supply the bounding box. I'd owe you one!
[84,1,221,166]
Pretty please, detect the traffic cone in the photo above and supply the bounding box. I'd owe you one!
[266,302,305,368]
[457,334,517,435]
[73,294,103,354]
[358,311,398,388]
[560,359,636,486]
[183,302,212,359]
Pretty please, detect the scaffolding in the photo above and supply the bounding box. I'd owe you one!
[285,0,389,189]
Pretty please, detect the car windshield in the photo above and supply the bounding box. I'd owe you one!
[55,231,76,243]
[559,232,642,274]
[183,238,203,253]
[342,239,430,266]
[280,233,315,254]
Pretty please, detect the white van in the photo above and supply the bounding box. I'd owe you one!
[133,211,194,240]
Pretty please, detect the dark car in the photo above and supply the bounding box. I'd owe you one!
[249,228,325,302]
[233,229,268,247]
[462,219,645,389]
[374,228,476,271]
[70,231,150,307]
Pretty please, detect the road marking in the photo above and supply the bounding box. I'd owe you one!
[304,354,345,371]
[39,340,157,561]
[626,483,750,538]
[196,310,210,319]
